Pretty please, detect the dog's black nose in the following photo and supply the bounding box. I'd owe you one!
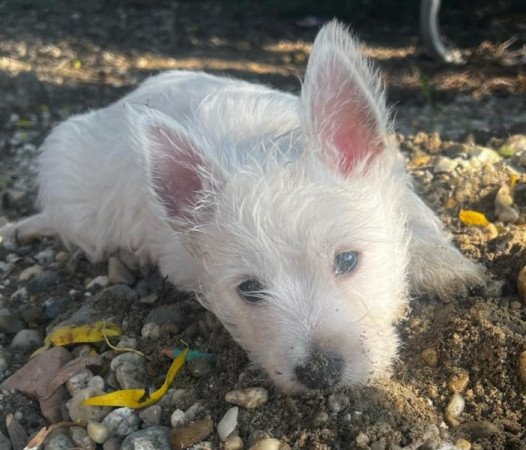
[295,352,344,389]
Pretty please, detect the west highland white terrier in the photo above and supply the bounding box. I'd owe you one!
[2,21,482,391]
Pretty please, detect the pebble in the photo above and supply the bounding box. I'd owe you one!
[0,308,25,334]
[103,407,140,437]
[141,322,161,339]
[455,438,472,450]
[9,287,28,302]
[217,406,238,441]
[224,435,243,450]
[117,336,137,350]
[103,437,122,450]
[26,270,59,294]
[86,275,110,290]
[43,297,69,319]
[0,430,11,450]
[519,351,526,384]
[327,393,349,413]
[445,393,465,426]
[501,134,526,158]
[138,404,162,427]
[108,257,136,286]
[0,346,10,372]
[517,266,526,303]
[66,368,94,395]
[110,352,146,389]
[448,369,470,393]
[20,305,47,325]
[453,420,500,439]
[355,432,370,448]
[421,348,439,368]
[10,329,42,351]
[170,409,188,428]
[249,438,291,450]
[225,387,269,409]
[55,251,69,264]
[170,417,214,450]
[170,387,198,410]
[35,248,55,265]
[184,401,207,422]
[482,279,505,298]
[18,264,43,281]
[66,387,112,423]
[87,422,110,444]
[70,426,95,450]
[44,433,75,450]
[99,284,138,303]
[88,375,105,390]
[497,205,519,223]
[311,411,329,427]
[433,156,459,173]
[121,426,172,450]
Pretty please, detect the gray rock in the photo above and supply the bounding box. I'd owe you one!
[18,264,43,281]
[10,329,43,351]
[0,345,10,372]
[110,352,146,389]
[70,426,95,450]
[35,248,55,266]
[26,270,59,294]
[87,422,110,444]
[121,426,171,450]
[0,430,11,450]
[135,271,163,298]
[66,387,112,423]
[66,368,94,396]
[141,322,161,339]
[102,437,121,450]
[44,433,75,450]
[102,407,140,437]
[9,287,28,302]
[108,257,136,286]
[217,406,238,441]
[138,404,162,427]
[43,297,70,319]
[0,308,25,334]
[100,284,137,303]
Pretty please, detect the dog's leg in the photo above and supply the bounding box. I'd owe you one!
[0,213,56,244]
[404,187,484,299]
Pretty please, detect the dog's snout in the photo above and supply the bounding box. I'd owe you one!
[295,352,344,389]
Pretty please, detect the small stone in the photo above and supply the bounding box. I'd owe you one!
[0,346,10,372]
[500,134,526,158]
[117,336,137,350]
[311,411,329,427]
[141,322,161,339]
[455,438,472,450]
[108,257,136,286]
[43,297,69,319]
[121,427,171,450]
[20,305,47,325]
[421,348,439,368]
[170,387,198,410]
[110,352,146,389]
[355,432,370,448]
[511,301,522,310]
[35,249,55,266]
[445,393,465,426]
[453,420,500,439]
[19,264,43,281]
[449,369,470,393]
[26,270,59,294]
[483,279,505,298]
[170,417,214,450]
[485,223,499,239]
[66,387,112,423]
[224,435,243,450]
[249,438,291,450]
[55,251,69,264]
[217,406,238,441]
[88,375,105,390]
[519,351,526,384]
[517,266,526,303]
[9,287,28,302]
[103,407,140,437]
[327,393,349,413]
[99,284,137,303]
[0,308,25,334]
[184,401,207,422]
[0,430,11,450]
[170,409,187,428]
[70,426,95,450]
[103,437,121,450]
[225,387,269,409]
[138,404,162,427]
[66,368,94,396]
[187,359,213,378]
[434,156,459,173]
[86,275,110,290]
[44,433,74,450]
[497,205,519,224]
[10,329,42,351]
[87,422,110,444]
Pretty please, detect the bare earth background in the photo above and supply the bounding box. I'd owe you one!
[0,1,526,449]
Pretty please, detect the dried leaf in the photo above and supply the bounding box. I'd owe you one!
[459,209,490,227]
[82,348,188,408]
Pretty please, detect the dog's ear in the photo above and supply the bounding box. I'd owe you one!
[301,21,391,173]
[126,104,216,223]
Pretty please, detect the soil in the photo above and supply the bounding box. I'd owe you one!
[0,1,526,449]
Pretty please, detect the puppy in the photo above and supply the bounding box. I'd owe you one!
[2,21,482,391]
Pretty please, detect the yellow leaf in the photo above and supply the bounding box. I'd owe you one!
[82,348,188,408]
[459,209,490,227]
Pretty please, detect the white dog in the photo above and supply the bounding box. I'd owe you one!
[3,21,482,391]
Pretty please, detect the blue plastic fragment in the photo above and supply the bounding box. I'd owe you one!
[172,347,214,361]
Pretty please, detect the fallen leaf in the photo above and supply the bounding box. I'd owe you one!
[459,209,490,227]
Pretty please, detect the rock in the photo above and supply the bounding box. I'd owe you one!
[18,264,43,281]
[483,279,505,298]
[170,387,198,410]
[224,435,243,450]
[327,393,349,413]
[517,266,526,303]
[0,308,25,334]
[141,322,161,339]
[184,401,207,422]
[35,248,55,266]
[87,422,110,444]
[10,329,42,351]
[0,430,11,450]
[66,368,94,396]
[108,257,136,286]
[44,433,74,450]
[103,407,140,437]
[421,348,439,368]
[170,418,214,450]
[445,393,465,426]
[88,375,105,390]
[26,270,59,294]
[217,406,238,441]
[448,369,470,393]
[110,352,146,389]
[20,305,47,325]
[121,427,172,450]
[99,284,137,303]
[455,439,472,450]
[145,305,182,327]
[43,297,69,319]
[500,134,526,158]
[355,432,370,448]
[86,275,109,290]
[70,426,95,450]
[454,420,500,439]
[0,345,10,372]
[67,387,112,423]
[138,404,162,427]
[249,438,291,450]
[117,336,137,350]
[497,205,519,223]
[103,437,121,450]
[225,387,269,409]
[9,287,28,302]
[170,409,187,428]
[434,156,459,174]
[311,411,329,427]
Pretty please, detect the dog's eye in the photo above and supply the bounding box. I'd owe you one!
[237,278,266,303]
[334,251,359,275]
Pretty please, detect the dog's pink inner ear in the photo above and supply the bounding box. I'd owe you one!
[148,125,203,219]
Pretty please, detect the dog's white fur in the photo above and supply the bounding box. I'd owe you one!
[2,22,482,391]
